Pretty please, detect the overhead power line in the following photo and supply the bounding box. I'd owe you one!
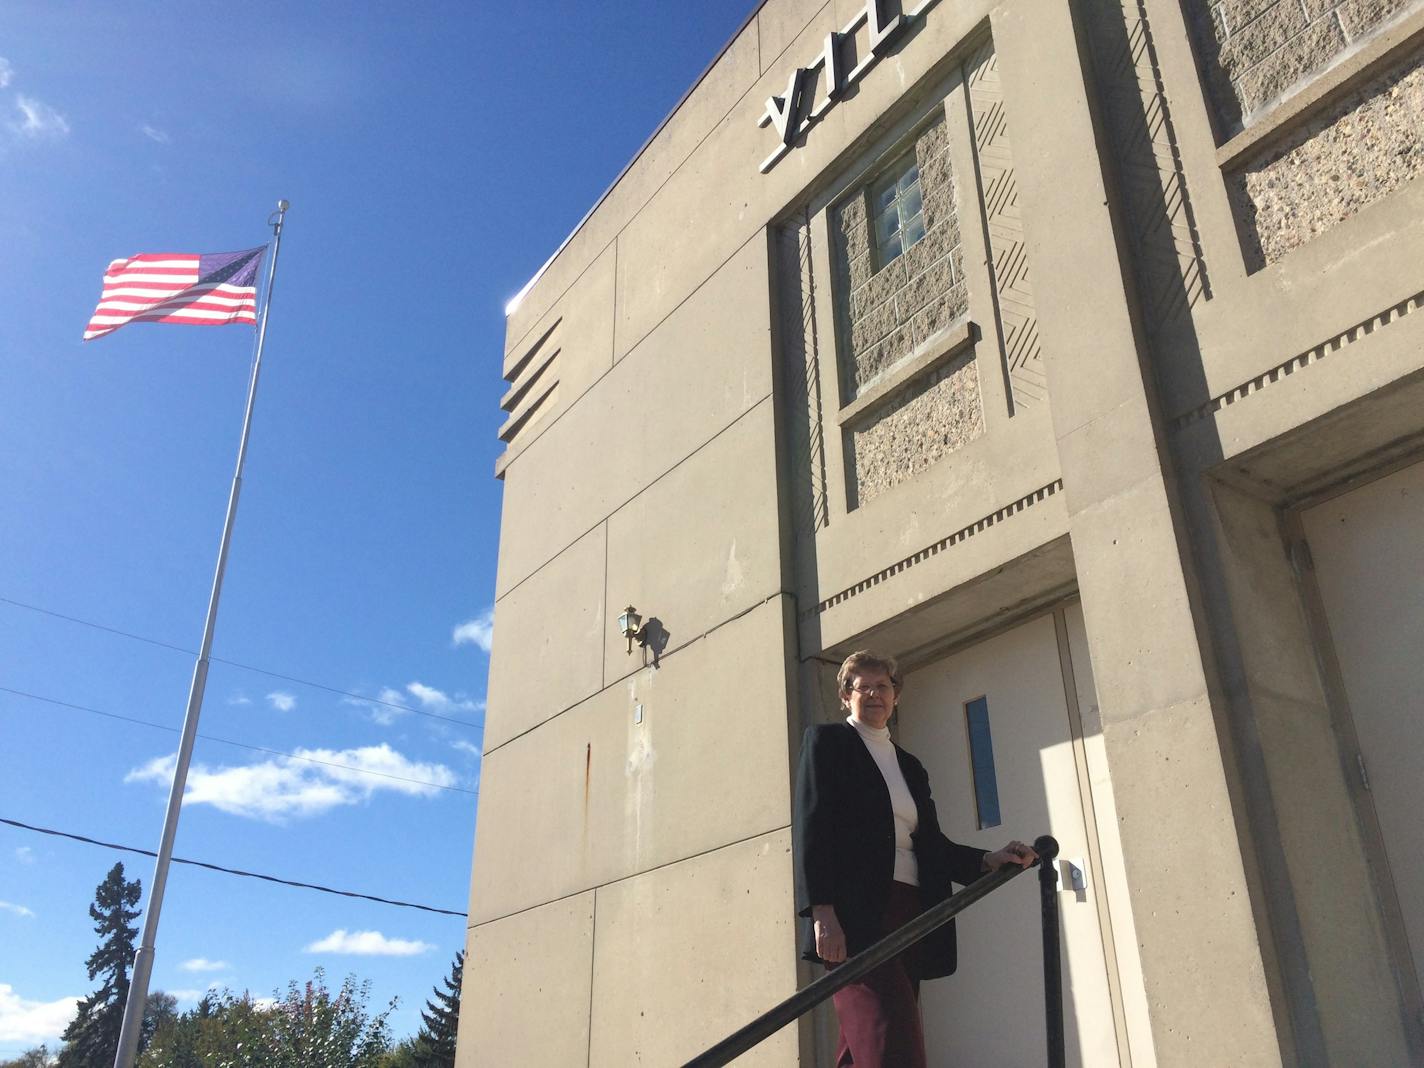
[0,594,482,728]
[0,686,476,795]
[0,815,466,917]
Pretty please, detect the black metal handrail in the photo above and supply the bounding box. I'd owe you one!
[683,834,1063,1068]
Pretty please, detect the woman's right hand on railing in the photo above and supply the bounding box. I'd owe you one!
[811,904,847,963]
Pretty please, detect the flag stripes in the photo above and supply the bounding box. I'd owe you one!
[84,247,265,341]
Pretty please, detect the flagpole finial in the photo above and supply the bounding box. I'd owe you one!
[277,199,289,212]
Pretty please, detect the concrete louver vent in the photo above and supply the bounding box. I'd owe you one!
[498,318,561,449]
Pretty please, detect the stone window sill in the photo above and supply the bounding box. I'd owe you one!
[837,319,977,428]
[1216,7,1424,172]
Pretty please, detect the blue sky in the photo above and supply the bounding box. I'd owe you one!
[0,1,754,1052]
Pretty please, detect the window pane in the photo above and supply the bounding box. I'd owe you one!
[902,212,925,247]
[873,179,898,213]
[965,697,1001,829]
[870,151,922,268]
[900,184,923,221]
[874,208,901,246]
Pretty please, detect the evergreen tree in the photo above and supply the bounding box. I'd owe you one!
[58,862,142,1068]
[410,950,462,1068]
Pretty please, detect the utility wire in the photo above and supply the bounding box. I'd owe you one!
[0,816,466,917]
[0,686,476,796]
[0,594,482,728]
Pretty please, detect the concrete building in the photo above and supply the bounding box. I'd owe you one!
[457,1,1424,1064]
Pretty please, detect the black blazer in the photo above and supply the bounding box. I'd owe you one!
[793,720,987,980]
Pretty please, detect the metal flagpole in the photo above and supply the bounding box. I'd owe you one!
[113,200,290,1068]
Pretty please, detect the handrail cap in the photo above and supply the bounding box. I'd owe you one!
[1034,835,1060,863]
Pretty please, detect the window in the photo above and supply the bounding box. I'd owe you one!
[870,152,926,268]
[965,696,1001,829]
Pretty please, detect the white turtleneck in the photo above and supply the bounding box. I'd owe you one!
[847,715,919,886]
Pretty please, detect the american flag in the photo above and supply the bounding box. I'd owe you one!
[83,246,265,341]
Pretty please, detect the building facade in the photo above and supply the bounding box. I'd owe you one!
[458,1,1424,1064]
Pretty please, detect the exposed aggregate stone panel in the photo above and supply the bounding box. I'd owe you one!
[848,351,984,505]
[1230,46,1424,264]
[1191,0,1422,132]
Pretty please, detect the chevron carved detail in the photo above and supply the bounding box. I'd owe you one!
[776,213,830,535]
[1088,0,1210,327]
[966,42,1046,408]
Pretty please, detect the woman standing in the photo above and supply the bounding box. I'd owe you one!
[794,650,1036,1067]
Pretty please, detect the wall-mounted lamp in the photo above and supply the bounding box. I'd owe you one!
[618,605,646,655]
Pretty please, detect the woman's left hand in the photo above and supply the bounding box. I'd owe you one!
[984,840,1038,871]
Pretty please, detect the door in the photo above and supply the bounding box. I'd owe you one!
[898,604,1121,1067]
[1300,460,1424,991]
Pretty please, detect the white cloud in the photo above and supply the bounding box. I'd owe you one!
[452,608,494,652]
[0,900,35,919]
[405,681,453,710]
[345,681,479,726]
[140,123,170,144]
[0,983,79,1045]
[9,94,69,138]
[266,691,296,712]
[12,846,34,864]
[179,958,229,973]
[167,987,213,1004]
[125,744,457,823]
[450,739,482,759]
[0,58,14,89]
[341,685,413,726]
[228,692,253,706]
[304,929,433,957]
[406,681,481,714]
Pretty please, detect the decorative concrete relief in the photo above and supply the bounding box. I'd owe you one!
[1086,0,1211,326]
[831,114,969,396]
[1228,46,1424,267]
[775,213,831,535]
[806,479,1064,615]
[965,42,1045,409]
[847,350,983,506]
[495,318,562,478]
[1171,287,1424,428]
[1189,0,1422,134]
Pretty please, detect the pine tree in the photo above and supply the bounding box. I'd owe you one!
[58,862,142,1068]
[411,950,463,1068]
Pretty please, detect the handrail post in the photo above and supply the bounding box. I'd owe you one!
[1034,834,1064,1068]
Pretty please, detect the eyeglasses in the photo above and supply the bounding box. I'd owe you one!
[848,682,895,697]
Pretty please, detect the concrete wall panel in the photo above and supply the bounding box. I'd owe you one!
[470,599,792,926]
[456,892,594,1068]
[500,241,615,389]
[483,524,605,752]
[496,234,774,598]
[589,829,799,1067]
[603,400,783,672]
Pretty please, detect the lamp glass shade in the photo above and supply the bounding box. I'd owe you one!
[618,607,642,638]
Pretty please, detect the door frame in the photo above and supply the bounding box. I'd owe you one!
[899,595,1145,1068]
[1287,480,1424,1042]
